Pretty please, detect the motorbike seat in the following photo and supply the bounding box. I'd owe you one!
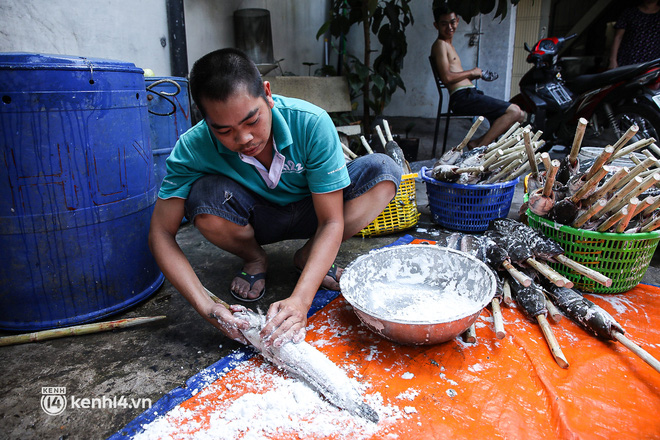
[565,58,660,95]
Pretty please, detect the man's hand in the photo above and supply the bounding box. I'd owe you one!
[206,302,251,344]
[259,297,308,348]
[470,67,483,80]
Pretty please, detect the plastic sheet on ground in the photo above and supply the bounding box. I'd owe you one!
[114,250,660,439]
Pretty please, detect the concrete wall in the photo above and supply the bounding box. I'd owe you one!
[0,0,515,118]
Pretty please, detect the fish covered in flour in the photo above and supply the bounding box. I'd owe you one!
[234,308,380,424]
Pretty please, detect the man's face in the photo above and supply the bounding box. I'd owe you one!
[202,82,275,156]
[435,12,459,39]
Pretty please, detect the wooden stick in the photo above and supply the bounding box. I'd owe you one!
[543,159,560,197]
[586,167,629,204]
[640,216,660,233]
[523,129,538,177]
[502,260,533,287]
[532,130,544,142]
[456,116,484,151]
[463,323,477,343]
[499,121,521,142]
[359,135,374,154]
[526,258,573,288]
[613,157,655,191]
[633,195,657,217]
[554,254,612,287]
[612,137,656,160]
[502,279,513,306]
[481,149,504,170]
[569,118,588,166]
[537,314,569,369]
[642,196,660,216]
[487,159,523,184]
[584,146,614,181]
[649,143,660,158]
[0,316,167,347]
[597,176,643,218]
[342,143,358,160]
[375,125,387,148]
[611,124,639,156]
[540,152,552,171]
[615,198,639,233]
[572,199,608,229]
[570,166,608,203]
[609,173,660,214]
[597,206,629,232]
[456,165,484,174]
[491,298,506,339]
[544,294,563,324]
[613,331,660,374]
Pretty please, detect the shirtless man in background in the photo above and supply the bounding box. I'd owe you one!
[431,4,525,149]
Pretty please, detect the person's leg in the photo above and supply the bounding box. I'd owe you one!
[185,176,274,301]
[293,153,401,290]
[470,103,526,148]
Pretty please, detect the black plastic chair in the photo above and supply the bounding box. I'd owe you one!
[429,56,452,157]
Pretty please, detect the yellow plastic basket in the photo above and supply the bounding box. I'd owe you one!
[357,172,420,237]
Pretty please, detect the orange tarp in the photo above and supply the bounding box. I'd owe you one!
[135,284,660,439]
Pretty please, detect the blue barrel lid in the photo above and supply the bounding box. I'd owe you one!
[0,52,143,73]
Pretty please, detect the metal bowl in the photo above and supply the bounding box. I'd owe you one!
[340,244,497,345]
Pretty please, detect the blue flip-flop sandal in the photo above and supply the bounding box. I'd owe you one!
[230,271,266,302]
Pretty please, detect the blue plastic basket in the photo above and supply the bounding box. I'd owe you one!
[420,166,519,232]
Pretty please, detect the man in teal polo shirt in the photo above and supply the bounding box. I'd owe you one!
[149,48,401,347]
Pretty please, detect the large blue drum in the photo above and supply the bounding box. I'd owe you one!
[145,76,192,190]
[0,53,164,330]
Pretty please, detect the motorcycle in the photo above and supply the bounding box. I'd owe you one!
[510,34,660,150]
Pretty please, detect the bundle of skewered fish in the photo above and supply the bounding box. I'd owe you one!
[523,120,660,233]
[436,229,660,373]
[429,117,545,185]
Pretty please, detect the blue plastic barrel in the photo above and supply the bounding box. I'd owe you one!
[145,77,192,190]
[0,53,164,330]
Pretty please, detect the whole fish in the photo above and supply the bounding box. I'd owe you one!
[235,309,379,424]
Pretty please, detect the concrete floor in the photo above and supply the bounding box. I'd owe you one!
[2,116,659,439]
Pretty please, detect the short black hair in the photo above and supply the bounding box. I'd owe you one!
[189,48,266,118]
[433,3,454,22]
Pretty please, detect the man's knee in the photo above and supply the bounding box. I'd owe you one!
[507,104,525,123]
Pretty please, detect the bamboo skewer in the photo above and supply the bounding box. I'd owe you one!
[491,298,506,339]
[523,129,538,177]
[615,198,639,233]
[611,124,639,155]
[613,331,660,374]
[374,125,387,148]
[543,160,560,197]
[597,176,643,218]
[554,254,612,287]
[526,258,573,288]
[537,314,569,369]
[540,152,552,171]
[502,261,533,287]
[342,143,358,160]
[586,167,629,204]
[572,199,607,229]
[569,118,588,166]
[456,116,484,151]
[0,316,167,347]
[612,137,656,160]
[544,294,563,324]
[570,166,609,203]
[502,279,513,306]
[584,146,613,181]
[597,206,629,232]
[640,216,660,232]
[463,323,477,343]
[642,196,660,216]
[359,135,374,154]
[608,173,660,214]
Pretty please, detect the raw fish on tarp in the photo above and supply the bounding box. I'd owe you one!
[484,229,534,264]
[541,282,625,340]
[509,278,548,319]
[492,218,564,260]
[235,309,379,423]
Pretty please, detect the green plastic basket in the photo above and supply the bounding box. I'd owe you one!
[527,210,660,294]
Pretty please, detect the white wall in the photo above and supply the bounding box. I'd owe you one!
[0,0,515,118]
[0,0,171,75]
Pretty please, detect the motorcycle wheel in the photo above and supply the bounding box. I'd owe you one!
[608,104,660,145]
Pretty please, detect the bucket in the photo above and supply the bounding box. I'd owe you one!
[0,53,164,330]
[145,77,191,190]
[234,8,277,75]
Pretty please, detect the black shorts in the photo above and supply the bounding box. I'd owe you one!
[449,87,510,125]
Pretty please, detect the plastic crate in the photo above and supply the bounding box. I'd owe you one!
[420,166,519,232]
[527,210,660,293]
[357,172,420,237]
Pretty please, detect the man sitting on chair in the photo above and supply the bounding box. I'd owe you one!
[431,4,525,149]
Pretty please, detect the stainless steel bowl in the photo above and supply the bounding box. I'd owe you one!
[340,244,497,345]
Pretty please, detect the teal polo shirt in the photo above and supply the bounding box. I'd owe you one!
[158,95,350,205]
